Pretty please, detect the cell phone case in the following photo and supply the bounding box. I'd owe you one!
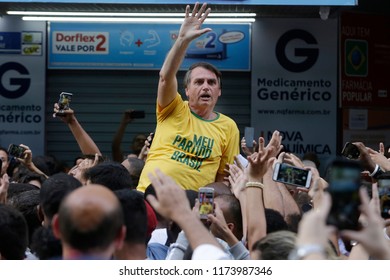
[8,144,26,158]
[244,127,254,148]
[341,142,360,159]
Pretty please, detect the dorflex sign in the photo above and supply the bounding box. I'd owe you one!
[48,22,250,70]
[53,31,109,54]
[251,19,337,175]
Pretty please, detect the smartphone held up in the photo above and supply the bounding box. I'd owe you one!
[56,92,73,117]
[272,162,312,189]
[244,127,255,148]
[8,144,26,159]
[325,158,362,230]
[341,142,360,160]
[198,187,214,220]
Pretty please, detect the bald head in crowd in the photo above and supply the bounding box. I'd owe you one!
[52,184,126,259]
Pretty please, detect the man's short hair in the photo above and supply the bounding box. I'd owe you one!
[40,172,82,221]
[183,62,222,89]
[0,147,8,157]
[252,230,296,260]
[84,161,133,191]
[7,189,41,246]
[114,189,147,244]
[0,204,28,259]
[58,185,124,252]
[125,158,145,188]
[215,194,243,238]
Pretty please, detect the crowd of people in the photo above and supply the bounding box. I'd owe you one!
[1,2,390,260]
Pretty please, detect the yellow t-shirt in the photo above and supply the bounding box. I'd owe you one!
[137,93,240,192]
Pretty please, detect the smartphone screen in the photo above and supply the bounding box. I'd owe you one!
[244,127,254,148]
[198,187,214,219]
[8,144,26,158]
[377,179,390,219]
[272,162,312,189]
[326,159,362,230]
[341,142,360,160]
[56,92,73,117]
[58,92,73,110]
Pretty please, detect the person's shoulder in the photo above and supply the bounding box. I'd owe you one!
[147,242,169,260]
[215,113,239,128]
[216,112,235,121]
[159,93,187,114]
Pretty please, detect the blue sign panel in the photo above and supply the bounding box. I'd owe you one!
[0,32,21,54]
[48,22,251,71]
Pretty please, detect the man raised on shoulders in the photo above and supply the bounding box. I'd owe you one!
[137,2,240,192]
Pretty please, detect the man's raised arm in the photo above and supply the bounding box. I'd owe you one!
[157,2,211,108]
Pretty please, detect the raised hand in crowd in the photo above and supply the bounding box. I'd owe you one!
[341,187,390,260]
[15,144,49,179]
[146,168,228,259]
[245,136,274,252]
[227,160,248,242]
[0,173,9,204]
[353,142,378,175]
[228,160,248,199]
[112,109,147,162]
[283,152,305,169]
[138,132,154,161]
[68,153,101,184]
[264,130,284,158]
[290,191,336,260]
[208,201,240,248]
[53,101,101,156]
[240,137,258,157]
[366,142,390,171]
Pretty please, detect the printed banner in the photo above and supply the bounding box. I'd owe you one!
[0,17,46,156]
[48,22,251,71]
[340,12,390,108]
[251,19,338,175]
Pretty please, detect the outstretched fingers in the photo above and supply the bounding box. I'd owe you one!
[191,2,200,18]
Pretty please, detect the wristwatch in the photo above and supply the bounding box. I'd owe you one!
[288,244,325,260]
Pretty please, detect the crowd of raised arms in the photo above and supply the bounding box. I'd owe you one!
[1,2,389,260]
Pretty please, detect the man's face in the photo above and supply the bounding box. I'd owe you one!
[132,134,147,154]
[185,67,221,112]
[0,150,9,176]
[68,158,93,184]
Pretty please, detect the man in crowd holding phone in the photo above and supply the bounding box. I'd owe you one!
[137,2,240,192]
[111,109,147,162]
